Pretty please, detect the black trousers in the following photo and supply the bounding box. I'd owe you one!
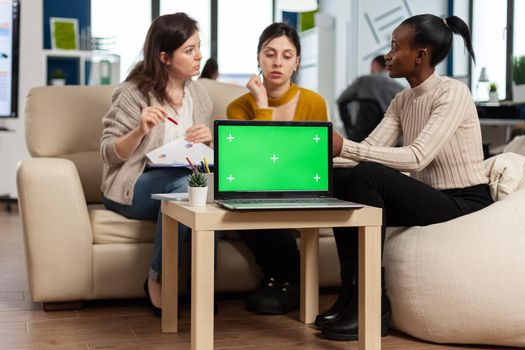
[238,229,300,283]
[333,162,494,282]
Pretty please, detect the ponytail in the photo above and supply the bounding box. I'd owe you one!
[401,14,476,67]
[445,16,476,63]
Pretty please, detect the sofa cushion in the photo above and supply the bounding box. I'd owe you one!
[25,85,115,203]
[63,151,104,203]
[25,85,115,157]
[89,202,333,243]
[88,205,156,244]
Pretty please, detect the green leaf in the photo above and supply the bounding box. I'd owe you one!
[512,55,525,85]
[188,172,207,187]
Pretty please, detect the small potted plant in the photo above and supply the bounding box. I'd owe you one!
[188,172,208,207]
[50,69,66,86]
[512,55,525,101]
[488,82,498,103]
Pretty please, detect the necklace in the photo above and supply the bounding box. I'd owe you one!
[170,91,184,105]
[167,89,185,114]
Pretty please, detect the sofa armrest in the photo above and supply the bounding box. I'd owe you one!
[16,158,94,302]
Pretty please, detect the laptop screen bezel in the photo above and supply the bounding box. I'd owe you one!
[213,120,333,200]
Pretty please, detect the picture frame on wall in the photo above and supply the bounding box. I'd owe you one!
[50,17,79,50]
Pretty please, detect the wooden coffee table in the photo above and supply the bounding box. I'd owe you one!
[160,201,382,350]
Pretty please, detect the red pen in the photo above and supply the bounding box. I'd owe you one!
[185,156,198,172]
[166,116,178,125]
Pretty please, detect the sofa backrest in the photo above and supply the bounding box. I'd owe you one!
[24,81,247,204]
[197,78,248,120]
[25,85,115,203]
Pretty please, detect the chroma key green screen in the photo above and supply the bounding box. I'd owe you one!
[217,124,329,192]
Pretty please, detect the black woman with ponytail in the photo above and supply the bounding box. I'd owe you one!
[318,14,493,341]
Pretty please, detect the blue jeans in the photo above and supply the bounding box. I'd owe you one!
[103,167,192,281]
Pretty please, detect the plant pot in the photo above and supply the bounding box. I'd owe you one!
[188,186,208,207]
[513,83,525,102]
[50,78,66,86]
[488,91,499,103]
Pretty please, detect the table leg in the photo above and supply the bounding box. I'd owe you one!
[191,230,215,350]
[161,213,178,333]
[300,228,319,324]
[358,225,382,350]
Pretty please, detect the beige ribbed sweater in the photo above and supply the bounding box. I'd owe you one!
[100,80,212,205]
[340,73,488,190]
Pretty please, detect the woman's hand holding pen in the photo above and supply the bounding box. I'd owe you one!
[333,131,344,157]
[115,106,168,160]
[137,106,168,137]
[185,124,212,145]
[246,74,269,108]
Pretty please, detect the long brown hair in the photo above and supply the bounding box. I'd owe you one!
[126,13,198,104]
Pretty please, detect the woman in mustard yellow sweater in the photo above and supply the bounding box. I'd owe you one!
[226,22,328,315]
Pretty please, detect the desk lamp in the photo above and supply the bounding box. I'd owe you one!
[476,67,490,102]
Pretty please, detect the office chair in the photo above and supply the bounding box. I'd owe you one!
[338,98,384,142]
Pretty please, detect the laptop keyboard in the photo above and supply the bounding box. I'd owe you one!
[224,198,344,205]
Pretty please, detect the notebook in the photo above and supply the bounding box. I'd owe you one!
[213,120,363,210]
[145,137,213,168]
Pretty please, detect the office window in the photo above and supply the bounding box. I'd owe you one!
[472,0,508,101]
[160,0,211,65]
[91,0,151,81]
[514,0,525,58]
[218,0,273,85]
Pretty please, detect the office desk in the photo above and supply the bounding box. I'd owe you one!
[479,118,525,141]
[160,201,383,350]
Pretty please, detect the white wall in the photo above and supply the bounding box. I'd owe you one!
[354,0,447,76]
[317,0,351,133]
[320,0,450,89]
[0,0,44,197]
[318,0,352,98]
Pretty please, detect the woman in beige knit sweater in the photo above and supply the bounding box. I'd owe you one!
[317,14,494,341]
[100,13,212,317]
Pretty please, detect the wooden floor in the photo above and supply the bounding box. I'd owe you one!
[0,204,507,350]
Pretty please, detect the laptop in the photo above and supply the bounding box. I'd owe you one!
[213,120,363,210]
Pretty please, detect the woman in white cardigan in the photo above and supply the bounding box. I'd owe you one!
[100,13,212,317]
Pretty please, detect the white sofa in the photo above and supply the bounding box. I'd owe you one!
[16,80,342,307]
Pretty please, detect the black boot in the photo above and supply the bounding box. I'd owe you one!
[314,278,356,329]
[321,270,391,341]
[255,280,300,314]
[246,276,278,311]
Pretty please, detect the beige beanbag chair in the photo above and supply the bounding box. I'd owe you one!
[504,135,525,156]
[383,153,525,347]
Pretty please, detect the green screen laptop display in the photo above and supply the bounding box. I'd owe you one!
[215,121,331,194]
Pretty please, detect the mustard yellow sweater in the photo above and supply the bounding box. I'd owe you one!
[226,83,328,121]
